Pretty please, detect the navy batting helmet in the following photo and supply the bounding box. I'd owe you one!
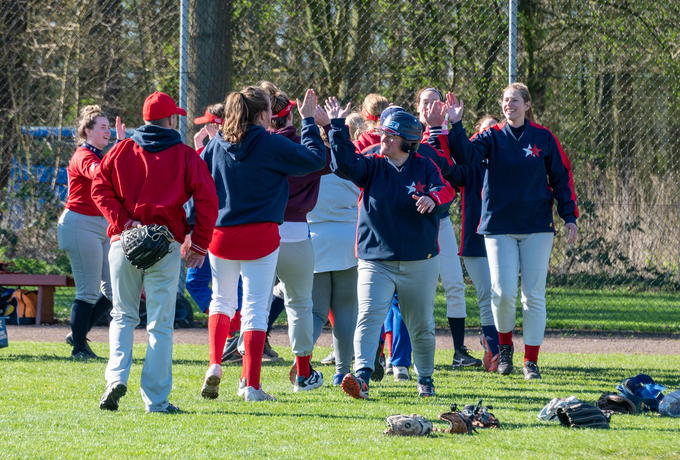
[377,111,422,153]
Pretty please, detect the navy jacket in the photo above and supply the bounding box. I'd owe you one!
[329,118,456,261]
[200,117,326,227]
[447,120,578,235]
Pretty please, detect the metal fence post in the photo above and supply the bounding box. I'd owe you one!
[508,0,517,84]
[179,0,189,143]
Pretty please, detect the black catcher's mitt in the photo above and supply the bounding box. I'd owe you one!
[120,224,175,271]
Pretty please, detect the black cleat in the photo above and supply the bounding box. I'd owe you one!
[523,361,542,380]
[497,344,514,375]
[99,382,127,411]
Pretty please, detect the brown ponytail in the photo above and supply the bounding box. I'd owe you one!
[500,82,536,123]
[346,113,368,141]
[361,94,389,128]
[259,81,291,130]
[76,105,106,144]
[222,86,270,144]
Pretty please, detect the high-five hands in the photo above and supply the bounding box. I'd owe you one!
[422,100,447,127]
[324,97,352,119]
[297,89,318,119]
[445,93,464,124]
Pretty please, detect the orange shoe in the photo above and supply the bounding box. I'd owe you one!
[479,335,493,372]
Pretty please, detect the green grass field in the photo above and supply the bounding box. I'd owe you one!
[1,341,678,459]
[48,284,680,333]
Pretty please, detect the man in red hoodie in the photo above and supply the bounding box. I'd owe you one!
[92,92,218,413]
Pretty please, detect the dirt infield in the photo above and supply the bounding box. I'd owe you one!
[5,325,679,355]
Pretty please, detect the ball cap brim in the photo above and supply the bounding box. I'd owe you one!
[143,92,187,120]
[194,108,223,125]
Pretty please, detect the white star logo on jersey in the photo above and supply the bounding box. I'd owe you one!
[523,144,542,158]
[406,182,417,194]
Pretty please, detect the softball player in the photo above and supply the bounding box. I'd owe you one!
[326,98,456,399]
[458,115,502,372]
[260,80,332,391]
[198,86,325,402]
[57,105,125,359]
[445,83,579,379]
[418,87,482,368]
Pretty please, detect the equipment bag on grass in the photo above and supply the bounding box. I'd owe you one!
[7,289,38,325]
[556,402,610,429]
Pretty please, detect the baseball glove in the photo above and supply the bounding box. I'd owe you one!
[120,224,175,271]
[594,392,636,415]
[556,402,610,429]
[383,414,432,436]
[470,400,501,429]
[433,407,476,435]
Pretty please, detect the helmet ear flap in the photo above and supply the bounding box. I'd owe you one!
[401,141,417,154]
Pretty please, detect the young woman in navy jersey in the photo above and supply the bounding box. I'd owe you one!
[445,83,578,379]
[198,86,326,401]
[325,97,456,399]
[57,105,125,359]
[463,115,501,372]
[417,87,482,369]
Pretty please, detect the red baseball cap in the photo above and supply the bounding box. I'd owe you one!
[194,108,224,125]
[142,92,187,120]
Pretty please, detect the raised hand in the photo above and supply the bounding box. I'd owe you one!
[314,105,331,127]
[445,92,464,124]
[324,97,352,119]
[115,116,126,141]
[297,89,318,119]
[422,100,447,127]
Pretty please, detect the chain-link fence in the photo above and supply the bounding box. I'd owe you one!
[1,0,678,333]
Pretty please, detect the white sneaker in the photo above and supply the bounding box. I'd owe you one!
[201,364,222,399]
[237,377,247,397]
[243,385,277,402]
[393,366,410,382]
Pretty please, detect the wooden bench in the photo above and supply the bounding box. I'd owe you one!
[0,274,75,325]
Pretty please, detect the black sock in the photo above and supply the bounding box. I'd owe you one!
[448,317,465,350]
[70,299,94,353]
[267,295,285,333]
[88,294,112,331]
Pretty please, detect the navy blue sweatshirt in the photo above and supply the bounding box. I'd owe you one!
[447,120,578,235]
[200,117,326,227]
[457,164,487,257]
[329,118,456,261]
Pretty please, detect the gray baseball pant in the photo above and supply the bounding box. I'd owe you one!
[277,239,315,357]
[463,256,494,326]
[484,233,554,346]
[438,217,467,318]
[57,209,112,303]
[311,267,358,375]
[105,240,181,412]
[354,257,439,379]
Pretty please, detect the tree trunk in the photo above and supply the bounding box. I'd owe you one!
[187,0,232,143]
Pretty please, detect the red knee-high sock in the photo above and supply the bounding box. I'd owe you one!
[228,310,242,338]
[524,345,540,364]
[243,331,266,390]
[209,313,232,365]
[498,331,513,346]
[328,310,335,328]
[296,354,311,379]
[385,331,394,357]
